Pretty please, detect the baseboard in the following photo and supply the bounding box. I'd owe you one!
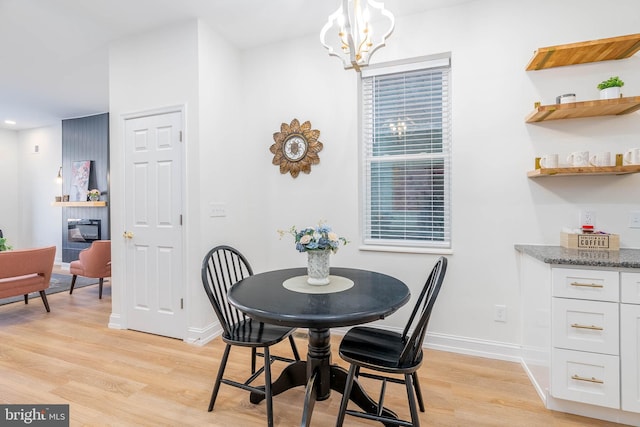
[332,326,522,363]
[108,312,123,330]
[184,322,222,346]
[424,331,522,363]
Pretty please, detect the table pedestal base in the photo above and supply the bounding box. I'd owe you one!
[249,328,397,426]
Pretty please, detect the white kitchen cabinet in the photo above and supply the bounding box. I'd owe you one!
[517,245,640,425]
[550,268,621,409]
[621,273,640,413]
[551,348,620,409]
[551,297,619,355]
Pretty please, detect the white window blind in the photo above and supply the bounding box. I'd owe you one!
[361,57,451,249]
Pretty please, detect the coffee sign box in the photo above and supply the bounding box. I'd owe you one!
[560,232,620,251]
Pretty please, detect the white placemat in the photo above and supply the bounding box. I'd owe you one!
[282,275,354,294]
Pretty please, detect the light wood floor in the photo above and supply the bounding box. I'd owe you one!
[0,277,625,426]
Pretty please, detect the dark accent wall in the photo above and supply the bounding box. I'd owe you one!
[61,113,110,262]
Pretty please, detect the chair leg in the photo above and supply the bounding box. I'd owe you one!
[24,294,28,305]
[39,291,51,313]
[209,344,231,412]
[263,346,274,427]
[404,373,420,427]
[251,348,257,374]
[288,335,301,360]
[335,364,357,427]
[99,278,104,299]
[412,372,425,412]
[69,275,78,294]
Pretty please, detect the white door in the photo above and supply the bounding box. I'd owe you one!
[123,110,185,339]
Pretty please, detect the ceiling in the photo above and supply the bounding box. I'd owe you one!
[0,0,469,131]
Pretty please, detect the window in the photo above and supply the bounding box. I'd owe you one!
[361,56,451,250]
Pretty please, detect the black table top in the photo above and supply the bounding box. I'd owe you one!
[227,267,411,329]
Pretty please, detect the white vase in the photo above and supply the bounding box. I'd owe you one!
[306,250,331,285]
[599,87,621,100]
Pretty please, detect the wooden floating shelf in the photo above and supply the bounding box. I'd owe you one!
[527,165,640,178]
[51,201,108,207]
[525,96,640,123]
[526,33,640,70]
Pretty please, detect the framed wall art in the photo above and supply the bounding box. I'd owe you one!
[71,160,91,201]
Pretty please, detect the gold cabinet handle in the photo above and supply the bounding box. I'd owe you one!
[571,374,603,384]
[123,231,134,239]
[571,323,603,331]
[570,282,603,288]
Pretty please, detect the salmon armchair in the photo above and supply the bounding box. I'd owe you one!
[69,240,111,299]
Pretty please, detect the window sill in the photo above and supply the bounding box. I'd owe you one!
[358,245,453,255]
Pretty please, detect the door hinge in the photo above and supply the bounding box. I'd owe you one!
[181,298,184,309]
[180,214,183,225]
[179,130,183,142]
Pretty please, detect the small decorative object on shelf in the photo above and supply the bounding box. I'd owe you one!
[279,221,348,285]
[87,189,100,202]
[556,93,576,104]
[63,195,70,202]
[597,76,624,100]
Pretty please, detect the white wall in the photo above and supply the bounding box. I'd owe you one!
[0,125,61,255]
[16,125,63,254]
[195,22,245,334]
[107,0,640,358]
[236,0,640,357]
[0,129,20,244]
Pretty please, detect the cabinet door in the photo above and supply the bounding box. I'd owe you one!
[621,273,640,304]
[621,304,640,413]
[552,298,619,355]
[551,348,620,409]
[552,268,618,302]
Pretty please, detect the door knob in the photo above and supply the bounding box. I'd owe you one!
[123,231,134,239]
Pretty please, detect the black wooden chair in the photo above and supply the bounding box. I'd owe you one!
[201,245,300,427]
[335,256,448,427]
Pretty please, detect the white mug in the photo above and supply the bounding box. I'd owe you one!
[567,151,589,167]
[539,154,558,168]
[624,148,640,165]
[589,152,612,167]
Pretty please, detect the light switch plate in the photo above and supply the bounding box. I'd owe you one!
[630,211,640,228]
[209,203,226,217]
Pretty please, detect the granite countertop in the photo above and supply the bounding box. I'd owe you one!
[515,244,640,269]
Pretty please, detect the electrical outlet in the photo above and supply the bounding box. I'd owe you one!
[494,305,507,322]
[580,210,596,227]
[630,211,640,229]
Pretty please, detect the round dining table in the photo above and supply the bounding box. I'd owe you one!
[227,267,411,426]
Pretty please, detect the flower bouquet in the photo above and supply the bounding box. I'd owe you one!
[279,222,348,253]
[279,221,348,285]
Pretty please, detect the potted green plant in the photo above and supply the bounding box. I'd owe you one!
[0,237,12,251]
[597,76,624,100]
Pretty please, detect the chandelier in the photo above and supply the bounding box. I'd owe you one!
[320,0,395,71]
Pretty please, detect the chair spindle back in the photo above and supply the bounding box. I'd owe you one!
[201,246,254,337]
[399,256,447,365]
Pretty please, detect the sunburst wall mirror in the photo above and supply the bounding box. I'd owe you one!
[270,119,323,178]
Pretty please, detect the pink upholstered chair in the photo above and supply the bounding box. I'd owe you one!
[69,240,111,299]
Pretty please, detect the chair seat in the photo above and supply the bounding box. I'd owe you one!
[223,319,296,347]
[339,326,423,374]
